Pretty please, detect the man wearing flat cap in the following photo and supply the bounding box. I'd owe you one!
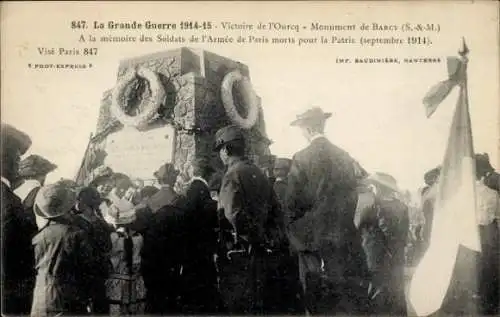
[1,123,37,315]
[285,107,370,314]
[214,124,287,314]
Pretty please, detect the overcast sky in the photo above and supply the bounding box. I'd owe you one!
[2,2,498,195]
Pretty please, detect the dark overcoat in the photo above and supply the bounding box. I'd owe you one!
[284,136,370,314]
[177,178,224,314]
[1,181,37,315]
[284,137,368,274]
[217,156,287,314]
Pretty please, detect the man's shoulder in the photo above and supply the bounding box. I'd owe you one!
[225,158,259,177]
[2,182,24,217]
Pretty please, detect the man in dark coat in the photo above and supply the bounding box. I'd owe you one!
[72,186,113,314]
[146,163,180,213]
[357,173,409,316]
[176,158,225,314]
[215,125,287,314]
[141,165,184,314]
[285,107,370,315]
[1,123,36,316]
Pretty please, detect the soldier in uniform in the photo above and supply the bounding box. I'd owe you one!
[285,107,370,315]
[1,123,35,316]
[214,124,287,314]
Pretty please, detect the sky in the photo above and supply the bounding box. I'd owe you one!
[2,1,499,196]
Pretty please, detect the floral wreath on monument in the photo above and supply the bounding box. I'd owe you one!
[111,66,166,129]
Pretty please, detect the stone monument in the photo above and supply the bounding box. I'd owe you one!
[77,48,272,188]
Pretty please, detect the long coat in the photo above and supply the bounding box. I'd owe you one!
[1,180,37,315]
[284,136,369,313]
[218,156,287,314]
[141,199,185,314]
[31,218,97,317]
[284,137,368,272]
[177,178,223,314]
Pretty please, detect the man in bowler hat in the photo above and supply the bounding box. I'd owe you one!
[1,123,36,315]
[285,107,370,314]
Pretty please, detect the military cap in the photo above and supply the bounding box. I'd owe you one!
[1,123,32,155]
[290,107,332,127]
[213,124,245,151]
[34,179,79,219]
[274,158,292,170]
[18,154,58,178]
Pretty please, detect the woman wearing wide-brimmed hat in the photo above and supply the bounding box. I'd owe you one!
[101,192,147,316]
[14,154,58,238]
[30,180,98,317]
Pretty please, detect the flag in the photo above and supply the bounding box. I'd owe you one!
[409,42,481,316]
[423,57,464,118]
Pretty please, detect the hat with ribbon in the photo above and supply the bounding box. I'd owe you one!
[213,124,245,151]
[34,179,79,219]
[101,195,137,226]
[1,123,32,155]
[365,172,400,193]
[18,154,58,178]
[290,107,332,127]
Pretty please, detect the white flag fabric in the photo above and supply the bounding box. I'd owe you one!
[409,58,480,316]
[422,57,464,118]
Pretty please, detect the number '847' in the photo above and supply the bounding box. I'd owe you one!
[83,48,98,55]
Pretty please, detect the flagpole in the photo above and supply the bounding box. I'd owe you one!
[409,39,481,316]
[75,132,93,184]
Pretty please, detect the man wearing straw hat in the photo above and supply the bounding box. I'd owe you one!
[285,107,370,314]
[1,123,35,315]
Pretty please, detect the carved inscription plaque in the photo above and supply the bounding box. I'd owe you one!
[104,125,175,181]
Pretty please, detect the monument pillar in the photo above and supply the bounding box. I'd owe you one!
[80,48,272,188]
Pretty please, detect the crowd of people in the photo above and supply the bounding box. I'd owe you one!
[1,106,499,316]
